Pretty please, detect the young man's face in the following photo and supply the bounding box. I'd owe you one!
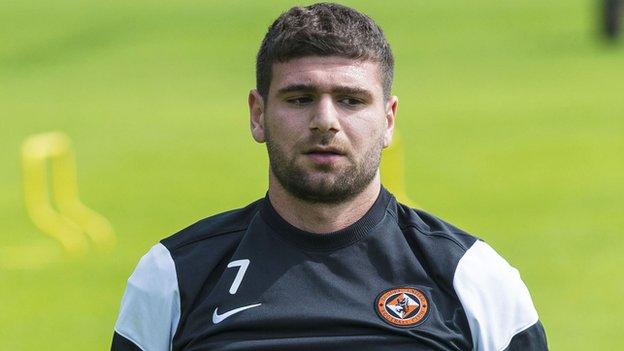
[249,56,397,204]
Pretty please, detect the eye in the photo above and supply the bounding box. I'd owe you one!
[338,97,364,107]
[286,96,314,105]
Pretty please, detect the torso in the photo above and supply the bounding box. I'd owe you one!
[163,188,476,350]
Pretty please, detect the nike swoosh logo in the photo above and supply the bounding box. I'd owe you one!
[212,303,262,324]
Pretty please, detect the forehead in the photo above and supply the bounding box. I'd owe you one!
[270,56,382,93]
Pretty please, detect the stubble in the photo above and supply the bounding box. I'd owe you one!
[265,128,383,204]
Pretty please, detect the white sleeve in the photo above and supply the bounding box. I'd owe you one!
[453,240,539,351]
[113,243,181,351]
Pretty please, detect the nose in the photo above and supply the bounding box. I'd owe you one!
[309,95,340,133]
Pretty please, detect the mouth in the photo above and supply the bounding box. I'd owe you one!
[304,147,345,169]
[303,147,345,165]
[303,147,345,156]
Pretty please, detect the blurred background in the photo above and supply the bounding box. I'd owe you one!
[1,0,623,349]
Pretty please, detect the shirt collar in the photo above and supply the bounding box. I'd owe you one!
[259,186,392,251]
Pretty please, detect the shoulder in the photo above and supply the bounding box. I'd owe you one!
[453,240,546,350]
[160,198,264,252]
[392,201,547,350]
[113,243,180,351]
[157,198,265,301]
[395,201,479,250]
[392,202,479,290]
[113,198,265,350]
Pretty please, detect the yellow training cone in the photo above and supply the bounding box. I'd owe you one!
[21,132,115,258]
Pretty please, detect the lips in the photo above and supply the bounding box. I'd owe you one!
[304,147,345,155]
[304,147,345,165]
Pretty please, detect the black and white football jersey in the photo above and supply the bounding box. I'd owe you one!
[112,186,547,350]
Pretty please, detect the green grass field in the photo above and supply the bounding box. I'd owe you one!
[1,0,623,349]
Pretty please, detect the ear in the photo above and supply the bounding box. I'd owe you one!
[382,95,398,148]
[249,89,266,143]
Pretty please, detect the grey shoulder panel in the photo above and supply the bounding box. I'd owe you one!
[454,241,543,351]
[113,243,180,351]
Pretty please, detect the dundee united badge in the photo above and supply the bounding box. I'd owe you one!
[375,287,429,327]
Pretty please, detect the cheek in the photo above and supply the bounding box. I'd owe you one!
[265,111,306,147]
[349,115,385,145]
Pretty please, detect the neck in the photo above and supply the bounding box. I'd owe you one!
[267,171,382,234]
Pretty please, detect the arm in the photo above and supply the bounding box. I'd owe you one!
[453,240,548,351]
[111,243,181,351]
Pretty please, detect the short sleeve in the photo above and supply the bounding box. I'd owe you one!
[112,243,181,351]
[453,240,547,351]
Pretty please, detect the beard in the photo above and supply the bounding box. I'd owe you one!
[265,129,383,205]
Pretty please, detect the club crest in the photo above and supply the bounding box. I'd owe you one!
[375,287,429,327]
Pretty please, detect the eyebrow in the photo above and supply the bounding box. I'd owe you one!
[276,84,373,100]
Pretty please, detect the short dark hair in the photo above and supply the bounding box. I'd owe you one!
[256,2,394,100]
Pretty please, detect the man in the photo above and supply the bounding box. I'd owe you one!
[112,3,548,350]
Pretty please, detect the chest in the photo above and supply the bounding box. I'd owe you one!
[172,229,472,350]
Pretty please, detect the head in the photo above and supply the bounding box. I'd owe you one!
[249,3,398,204]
